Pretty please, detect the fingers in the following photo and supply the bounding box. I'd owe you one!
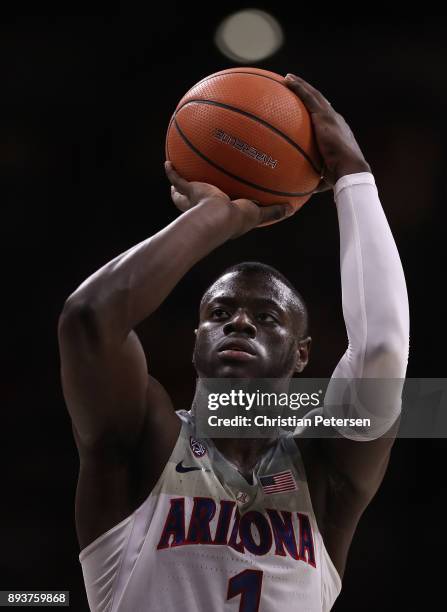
[165,161,191,210]
[284,74,332,114]
[170,186,191,211]
[164,160,190,196]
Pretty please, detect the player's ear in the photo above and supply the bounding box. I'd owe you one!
[294,336,312,373]
[194,328,198,335]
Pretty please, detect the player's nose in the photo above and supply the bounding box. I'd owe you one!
[223,309,256,337]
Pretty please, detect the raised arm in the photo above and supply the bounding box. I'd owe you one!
[285,73,409,575]
[58,168,292,546]
[58,171,292,446]
[328,172,409,430]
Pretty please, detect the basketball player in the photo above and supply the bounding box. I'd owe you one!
[58,74,409,611]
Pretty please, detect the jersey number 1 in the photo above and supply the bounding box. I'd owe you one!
[227,569,263,611]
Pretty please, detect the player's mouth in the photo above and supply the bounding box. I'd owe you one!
[217,339,257,361]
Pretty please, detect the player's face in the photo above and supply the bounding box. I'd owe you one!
[193,271,308,378]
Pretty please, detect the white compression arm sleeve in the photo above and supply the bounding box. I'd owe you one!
[323,172,410,440]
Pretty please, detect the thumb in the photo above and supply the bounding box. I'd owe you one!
[257,202,295,225]
[231,199,293,223]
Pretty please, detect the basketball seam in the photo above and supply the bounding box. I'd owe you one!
[176,99,321,174]
[173,118,317,198]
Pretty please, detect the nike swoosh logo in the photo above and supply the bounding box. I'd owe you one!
[176,460,202,473]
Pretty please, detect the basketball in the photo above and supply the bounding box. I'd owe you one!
[165,67,323,213]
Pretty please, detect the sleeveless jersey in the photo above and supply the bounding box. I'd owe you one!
[79,409,341,611]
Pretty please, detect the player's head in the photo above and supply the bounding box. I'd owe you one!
[193,262,311,378]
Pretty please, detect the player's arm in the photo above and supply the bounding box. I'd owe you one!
[314,168,409,576]
[58,174,292,467]
[285,74,409,572]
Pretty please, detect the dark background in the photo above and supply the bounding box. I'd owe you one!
[2,7,446,611]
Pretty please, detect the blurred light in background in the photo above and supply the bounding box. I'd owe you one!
[214,9,284,63]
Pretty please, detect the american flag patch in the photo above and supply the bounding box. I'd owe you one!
[259,470,297,495]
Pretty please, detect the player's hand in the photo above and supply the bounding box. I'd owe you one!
[164,161,295,235]
[284,73,371,189]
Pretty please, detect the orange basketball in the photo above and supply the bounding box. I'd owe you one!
[165,67,322,214]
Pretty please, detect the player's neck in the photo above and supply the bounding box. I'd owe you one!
[211,437,276,476]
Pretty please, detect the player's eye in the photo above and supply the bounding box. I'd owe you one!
[210,308,230,320]
[257,312,278,323]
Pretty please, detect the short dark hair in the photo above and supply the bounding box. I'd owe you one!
[201,261,309,337]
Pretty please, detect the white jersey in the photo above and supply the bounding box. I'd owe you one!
[80,409,341,612]
[79,172,410,611]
